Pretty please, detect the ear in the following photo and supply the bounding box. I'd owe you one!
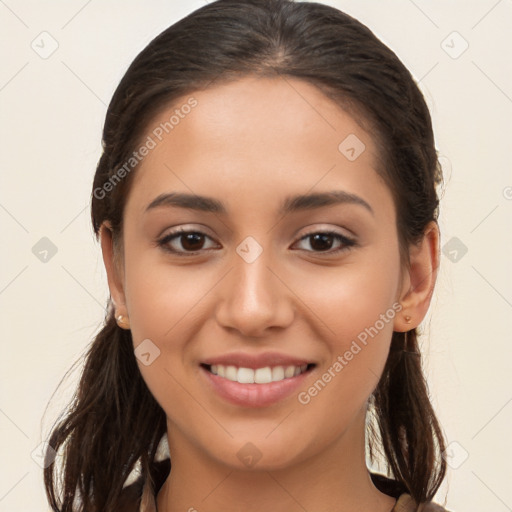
[99,222,127,316]
[394,220,440,332]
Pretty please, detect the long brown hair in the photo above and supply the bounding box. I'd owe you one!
[43,0,446,509]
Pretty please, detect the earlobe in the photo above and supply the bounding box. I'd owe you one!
[99,222,127,315]
[394,221,440,332]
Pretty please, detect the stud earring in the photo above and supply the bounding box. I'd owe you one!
[404,315,411,324]
[116,314,130,329]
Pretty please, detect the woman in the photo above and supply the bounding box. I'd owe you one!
[44,0,452,510]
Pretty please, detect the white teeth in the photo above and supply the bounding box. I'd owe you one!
[284,365,295,378]
[208,363,309,383]
[271,366,284,381]
[225,365,237,381]
[254,367,272,384]
[237,367,254,384]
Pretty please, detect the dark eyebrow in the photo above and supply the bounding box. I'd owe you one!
[281,190,374,216]
[145,190,374,216]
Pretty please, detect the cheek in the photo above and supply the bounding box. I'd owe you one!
[121,253,207,402]
[123,250,210,342]
[124,267,202,422]
[294,272,397,439]
[294,251,400,347]
[291,251,399,404]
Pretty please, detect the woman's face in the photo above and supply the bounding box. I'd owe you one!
[107,76,411,470]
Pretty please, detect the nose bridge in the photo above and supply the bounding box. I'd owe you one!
[214,236,293,336]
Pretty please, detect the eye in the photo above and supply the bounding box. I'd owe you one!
[156,228,356,256]
[157,228,218,255]
[293,230,356,255]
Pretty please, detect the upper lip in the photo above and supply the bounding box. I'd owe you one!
[201,351,315,369]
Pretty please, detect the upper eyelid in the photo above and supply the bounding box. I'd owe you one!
[158,226,355,252]
[159,225,354,241]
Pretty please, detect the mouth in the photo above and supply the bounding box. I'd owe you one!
[201,363,315,384]
[199,361,317,408]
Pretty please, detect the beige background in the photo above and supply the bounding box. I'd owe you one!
[1,1,511,510]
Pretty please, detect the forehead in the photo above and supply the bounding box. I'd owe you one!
[126,75,392,220]
[141,75,376,159]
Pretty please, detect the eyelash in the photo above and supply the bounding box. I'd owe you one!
[156,228,357,257]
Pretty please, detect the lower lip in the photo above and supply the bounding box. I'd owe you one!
[200,365,312,408]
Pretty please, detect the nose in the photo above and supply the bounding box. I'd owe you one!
[214,246,295,338]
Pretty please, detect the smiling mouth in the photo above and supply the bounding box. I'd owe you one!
[201,363,316,384]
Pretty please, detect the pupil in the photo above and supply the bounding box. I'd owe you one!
[182,233,203,250]
[311,234,332,251]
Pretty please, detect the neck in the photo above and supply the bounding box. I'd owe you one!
[156,408,396,512]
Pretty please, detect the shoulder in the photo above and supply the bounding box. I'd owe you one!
[394,493,453,512]
[418,500,453,512]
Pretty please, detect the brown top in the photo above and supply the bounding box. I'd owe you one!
[118,460,451,512]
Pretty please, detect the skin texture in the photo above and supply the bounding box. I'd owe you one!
[100,76,440,512]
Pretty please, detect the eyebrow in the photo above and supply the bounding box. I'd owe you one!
[145,190,374,216]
